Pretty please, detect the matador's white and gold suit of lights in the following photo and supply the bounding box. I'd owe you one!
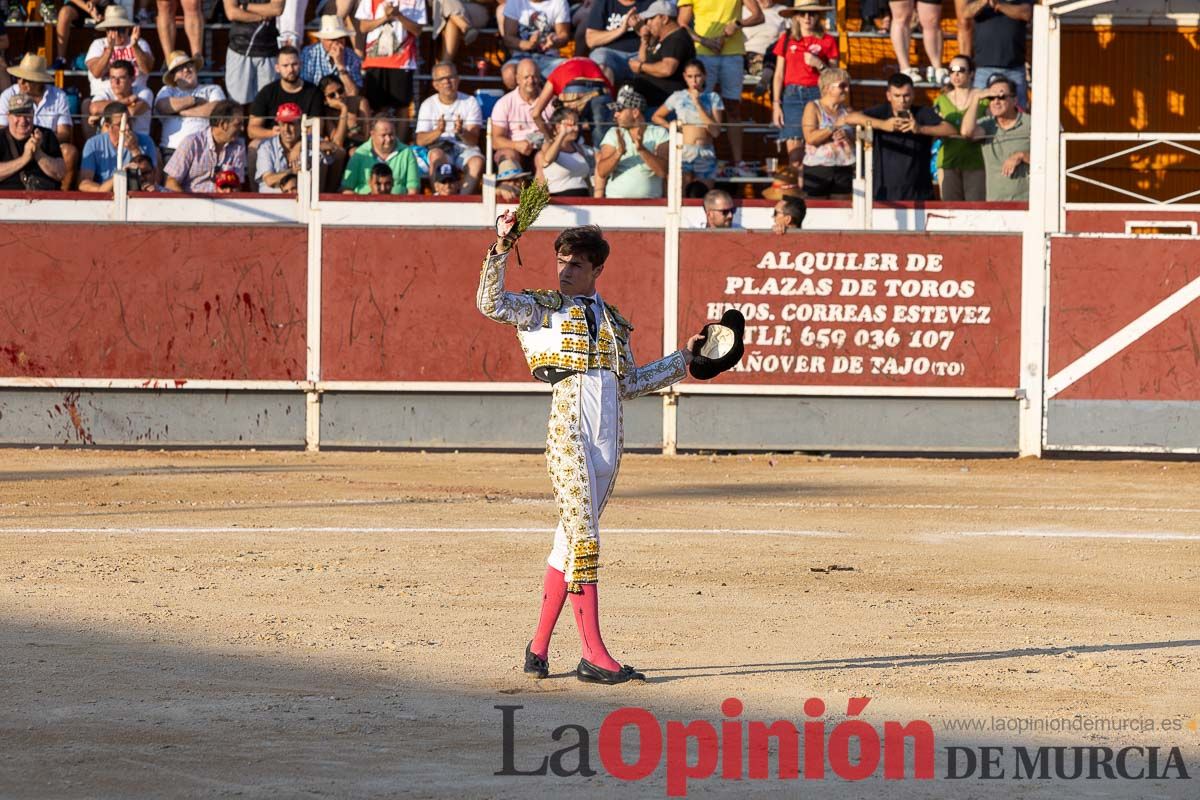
[476,243,686,593]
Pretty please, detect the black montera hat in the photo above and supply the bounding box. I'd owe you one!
[688,309,745,380]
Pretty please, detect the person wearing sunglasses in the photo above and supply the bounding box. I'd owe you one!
[702,187,736,227]
[318,74,371,151]
[958,74,1029,201]
[962,0,1032,111]
[771,191,806,232]
[770,0,836,174]
[933,53,986,201]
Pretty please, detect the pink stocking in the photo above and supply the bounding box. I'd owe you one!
[530,565,568,660]
[569,583,621,671]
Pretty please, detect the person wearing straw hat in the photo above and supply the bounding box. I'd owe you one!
[154,50,226,161]
[84,5,155,98]
[300,15,364,93]
[0,93,66,191]
[1,54,73,151]
[770,0,836,172]
[494,156,531,202]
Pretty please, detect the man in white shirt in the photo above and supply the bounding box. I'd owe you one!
[414,62,485,193]
[88,59,154,136]
[85,6,156,98]
[154,51,227,159]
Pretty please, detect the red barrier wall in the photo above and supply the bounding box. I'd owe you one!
[1066,210,1200,234]
[321,228,666,382]
[677,231,1022,388]
[1049,236,1200,401]
[0,224,307,380]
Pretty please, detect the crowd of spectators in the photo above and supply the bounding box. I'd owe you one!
[0,0,1033,202]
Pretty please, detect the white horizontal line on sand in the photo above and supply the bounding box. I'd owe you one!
[0,526,841,536]
[732,501,1200,514]
[0,527,1195,541]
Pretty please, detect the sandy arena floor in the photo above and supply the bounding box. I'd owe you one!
[1,449,1198,798]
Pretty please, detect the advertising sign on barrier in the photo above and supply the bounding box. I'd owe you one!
[677,232,1023,389]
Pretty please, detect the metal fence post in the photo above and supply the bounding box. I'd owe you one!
[302,118,323,451]
[662,121,682,455]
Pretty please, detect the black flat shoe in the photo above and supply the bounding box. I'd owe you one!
[576,659,645,685]
[524,642,549,679]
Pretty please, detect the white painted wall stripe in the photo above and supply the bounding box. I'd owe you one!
[1046,273,1200,398]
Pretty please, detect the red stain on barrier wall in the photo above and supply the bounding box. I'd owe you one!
[0,224,307,380]
[321,228,666,382]
[1049,237,1200,401]
[676,231,1022,388]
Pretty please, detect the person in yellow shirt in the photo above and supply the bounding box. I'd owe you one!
[678,0,762,173]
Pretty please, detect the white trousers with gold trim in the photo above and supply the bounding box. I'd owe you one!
[546,368,622,591]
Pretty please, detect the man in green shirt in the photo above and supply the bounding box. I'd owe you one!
[596,85,670,198]
[341,117,420,194]
[959,74,1030,202]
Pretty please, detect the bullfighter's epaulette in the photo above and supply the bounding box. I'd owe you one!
[606,303,634,331]
[522,289,566,310]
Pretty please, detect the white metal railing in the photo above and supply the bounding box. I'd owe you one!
[1061,132,1200,210]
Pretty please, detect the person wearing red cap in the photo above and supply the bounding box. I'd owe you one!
[256,102,303,192]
